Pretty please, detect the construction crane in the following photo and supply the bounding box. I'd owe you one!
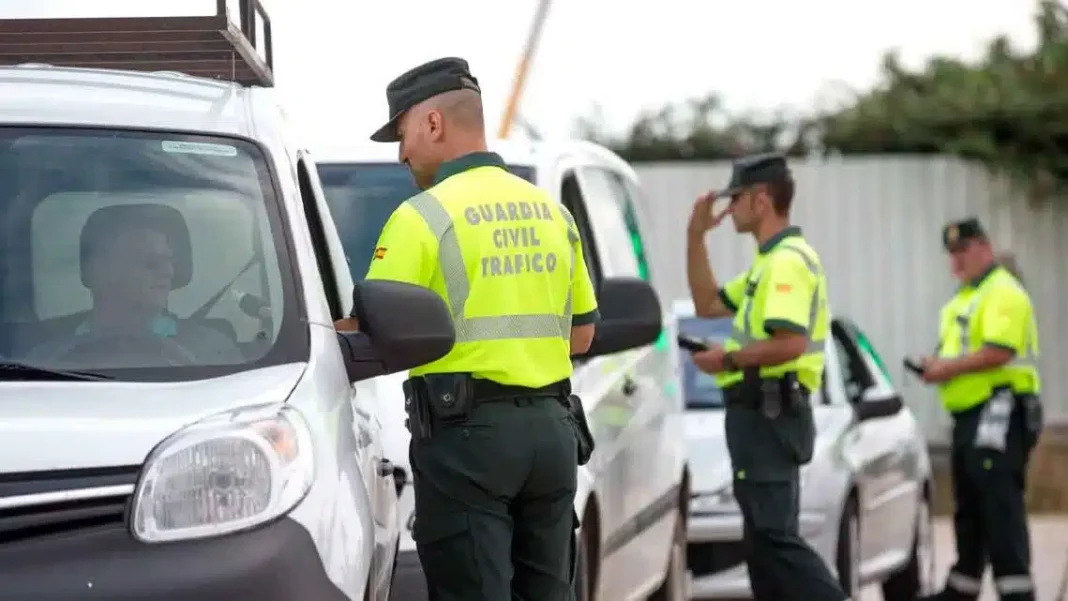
[497,0,552,140]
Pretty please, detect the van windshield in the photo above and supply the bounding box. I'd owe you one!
[679,316,733,408]
[0,127,304,381]
[318,162,535,275]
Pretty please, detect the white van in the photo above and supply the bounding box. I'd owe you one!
[0,7,440,601]
[317,139,692,601]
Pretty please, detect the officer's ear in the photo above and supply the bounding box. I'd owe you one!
[426,108,446,142]
[751,184,773,215]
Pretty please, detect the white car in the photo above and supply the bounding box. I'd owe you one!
[317,139,692,601]
[672,300,937,600]
[0,7,405,601]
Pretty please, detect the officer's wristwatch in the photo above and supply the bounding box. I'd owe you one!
[722,351,738,372]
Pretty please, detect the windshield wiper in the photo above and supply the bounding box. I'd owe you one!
[0,361,114,382]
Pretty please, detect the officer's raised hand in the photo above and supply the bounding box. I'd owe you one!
[692,344,727,374]
[687,191,732,238]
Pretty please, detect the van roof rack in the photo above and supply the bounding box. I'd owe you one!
[0,0,274,87]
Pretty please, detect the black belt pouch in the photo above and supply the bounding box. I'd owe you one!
[565,394,595,466]
[422,373,476,422]
[403,378,433,441]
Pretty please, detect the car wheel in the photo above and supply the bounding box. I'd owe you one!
[882,494,937,601]
[573,526,592,601]
[648,516,687,601]
[836,497,861,598]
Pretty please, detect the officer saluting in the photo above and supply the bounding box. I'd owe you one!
[356,57,600,601]
[916,218,1042,601]
[685,153,848,601]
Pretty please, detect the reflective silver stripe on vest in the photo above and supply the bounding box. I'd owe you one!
[559,208,580,328]
[406,192,572,343]
[732,243,825,353]
[952,286,1037,368]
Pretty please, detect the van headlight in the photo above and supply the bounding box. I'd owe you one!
[130,404,314,543]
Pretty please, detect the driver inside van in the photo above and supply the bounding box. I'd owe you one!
[25,204,243,367]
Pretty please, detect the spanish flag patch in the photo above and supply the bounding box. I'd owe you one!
[373,247,388,260]
[775,283,792,293]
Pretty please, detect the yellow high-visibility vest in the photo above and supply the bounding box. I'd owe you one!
[365,152,599,387]
[715,227,828,393]
[936,266,1040,413]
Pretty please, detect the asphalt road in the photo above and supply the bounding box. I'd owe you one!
[859,516,1068,601]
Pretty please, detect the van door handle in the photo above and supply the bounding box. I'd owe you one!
[621,376,638,396]
[378,459,394,477]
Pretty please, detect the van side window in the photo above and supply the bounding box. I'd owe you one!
[603,170,653,282]
[576,168,641,279]
[297,157,341,320]
[561,172,603,288]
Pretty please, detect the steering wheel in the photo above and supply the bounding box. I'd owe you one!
[48,333,198,367]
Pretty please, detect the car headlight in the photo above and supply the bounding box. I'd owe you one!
[689,484,735,514]
[130,404,314,543]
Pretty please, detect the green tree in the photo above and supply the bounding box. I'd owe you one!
[577,0,1068,198]
[574,95,816,162]
[818,0,1068,197]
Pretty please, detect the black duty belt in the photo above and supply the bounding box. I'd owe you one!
[472,377,570,402]
[722,372,804,408]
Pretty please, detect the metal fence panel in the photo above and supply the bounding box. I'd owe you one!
[633,156,1068,442]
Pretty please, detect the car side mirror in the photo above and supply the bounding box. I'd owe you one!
[579,277,663,359]
[336,280,456,382]
[854,388,904,421]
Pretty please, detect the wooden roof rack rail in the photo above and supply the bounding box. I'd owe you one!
[0,0,274,87]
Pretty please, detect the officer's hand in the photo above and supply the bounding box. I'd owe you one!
[687,192,732,238]
[692,345,727,374]
[920,356,952,383]
[334,317,360,332]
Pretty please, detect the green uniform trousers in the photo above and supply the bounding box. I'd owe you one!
[725,401,846,601]
[410,396,578,601]
[926,391,1038,601]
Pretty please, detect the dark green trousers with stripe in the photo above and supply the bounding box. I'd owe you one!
[410,397,578,601]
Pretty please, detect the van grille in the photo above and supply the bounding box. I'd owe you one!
[0,466,140,543]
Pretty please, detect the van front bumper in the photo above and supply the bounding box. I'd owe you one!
[0,517,350,601]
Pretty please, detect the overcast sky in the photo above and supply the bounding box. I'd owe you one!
[5,0,1042,148]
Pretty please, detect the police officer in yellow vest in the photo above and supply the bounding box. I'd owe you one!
[916,218,1042,601]
[359,57,599,601]
[686,154,848,601]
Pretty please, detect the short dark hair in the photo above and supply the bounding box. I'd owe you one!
[765,176,795,216]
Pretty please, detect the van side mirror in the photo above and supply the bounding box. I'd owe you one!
[580,277,663,359]
[337,280,456,382]
[854,389,904,421]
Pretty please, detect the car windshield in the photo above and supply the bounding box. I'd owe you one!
[0,127,303,381]
[679,316,733,408]
[318,162,536,274]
